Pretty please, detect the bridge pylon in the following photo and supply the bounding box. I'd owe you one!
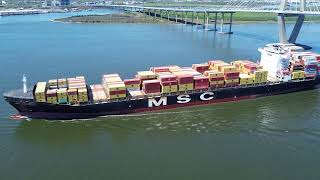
[278,0,306,44]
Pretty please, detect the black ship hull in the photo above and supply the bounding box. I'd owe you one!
[4,79,319,120]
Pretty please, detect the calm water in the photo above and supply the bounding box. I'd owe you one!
[1,10,320,179]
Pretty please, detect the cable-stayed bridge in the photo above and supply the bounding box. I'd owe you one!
[103,0,320,45]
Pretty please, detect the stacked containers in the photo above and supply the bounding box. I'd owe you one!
[193,75,209,90]
[102,74,126,100]
[57,88,68,104]
[192,63,209,73]
[124,78,141,91]
[208,60,225,70]
[90,84,107,103]
[219,65,239,87]
[239,74,254,85]
[176,74,194,92]
[142,80,161,94]
[58,78,67,88]
[236,60,268,83]
[290,62,305,80]
[34,82,47,102]
[204,70,224,88]
[150,66,170,73]
[48,79,58,89]
[78,88,89,103]
[136,71,157,82]
[128,90,146,99]
[68,77,86,90]
[67,88,78,104]
[67,76,87,104]
[158,74,178,93]
[302,56,317,78]
[46,89,57,104]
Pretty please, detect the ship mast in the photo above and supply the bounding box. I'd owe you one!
[22,74,27,93]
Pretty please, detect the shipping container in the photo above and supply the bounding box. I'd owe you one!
[137,71,157,80]
[210,77,225,82]
[192,63,209,73]
[178,83,194,91]
[35,82,47,102]
[142,80,161,94]
[220,66,238,73]
[208,60,225,70]
[204,70,224,79]
[224,71,240,79]
[215,63,230,71]
[150,66,170,73]
[239,74,254,85]
[128,90,145,99]
[106,82,126,92]
[158,74,177,82]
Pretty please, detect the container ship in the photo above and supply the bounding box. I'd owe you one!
[4,44,320,120]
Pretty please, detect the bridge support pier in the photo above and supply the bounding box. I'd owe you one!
[175,12,178,23]
[218,12,234,34]
[277,13,305,44]
[191,12,194,25]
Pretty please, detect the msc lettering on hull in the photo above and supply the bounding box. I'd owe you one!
[148,92,215,107]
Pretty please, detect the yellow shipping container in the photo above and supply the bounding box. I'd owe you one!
[210,80,224,85]
[48,79,57,86]
[107,82,126,91]
[220,66,238,73]
[161,85,178,93]
[299,71,305,79]
[104,77,122,83]
[137,71,157,79]
[215,63,230,71]
[204,70,224,78]
[78,96,89,103]
[46,97,57,104]
[78,88,88,95]
[126,84,140,89]
[292,71,300,79]
[225,79,240,84]
[109,94,126,100]
[57,88,67,97]
[178,83,194,91]
[209,61,227,70]
[239,74,254,85]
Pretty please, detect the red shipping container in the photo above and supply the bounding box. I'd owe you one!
[192,64,209,73]
[108,90,126,95]
[144,89,160,94]
[143,80,161,91]
[67,91,77,96]
[210,77,225,81]
[194,76,209,83]
[161,81,178,86]
[244,64,258,71]
[151,66,170,73]
[194,84,209,90]
[124,78,141,85]
[177,75,194,84]
[224,72,240,79]
[158,74,177,82]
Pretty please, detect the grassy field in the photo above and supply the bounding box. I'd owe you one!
[141,9,320,22]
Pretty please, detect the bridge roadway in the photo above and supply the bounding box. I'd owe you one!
[96,1,320,45]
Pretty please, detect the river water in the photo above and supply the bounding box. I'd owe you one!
[1,10,320,179]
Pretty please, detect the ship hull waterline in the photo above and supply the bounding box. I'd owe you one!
[4,79,319,120]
